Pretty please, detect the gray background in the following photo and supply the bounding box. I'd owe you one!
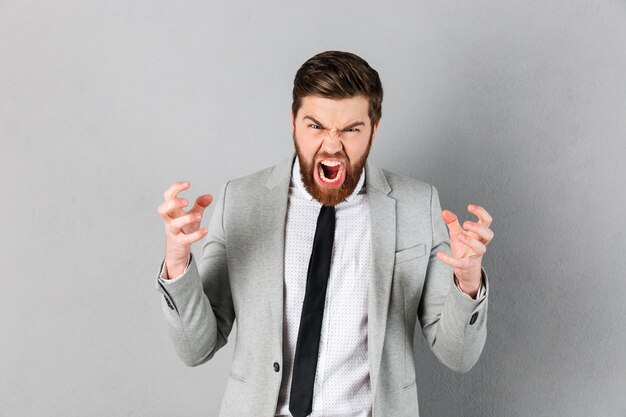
[1,0,625,416]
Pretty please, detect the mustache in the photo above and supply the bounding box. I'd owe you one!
[315,152,349,162]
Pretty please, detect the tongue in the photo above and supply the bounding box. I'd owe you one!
[323,164,340,180]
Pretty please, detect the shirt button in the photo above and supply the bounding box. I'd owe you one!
[273,362,280,372]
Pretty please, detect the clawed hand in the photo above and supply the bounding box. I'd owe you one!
[157,181,213,277]
[436,204,494,297]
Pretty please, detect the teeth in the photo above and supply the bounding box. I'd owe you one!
[321,160,342,167]
[318,163,344,183]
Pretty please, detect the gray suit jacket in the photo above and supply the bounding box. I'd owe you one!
[156,154,489,417]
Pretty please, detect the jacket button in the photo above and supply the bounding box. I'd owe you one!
[469,312,479,325]
[273,362,280,372]
[164,295,174,310]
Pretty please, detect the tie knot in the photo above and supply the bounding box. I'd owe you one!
[318,205,336,226]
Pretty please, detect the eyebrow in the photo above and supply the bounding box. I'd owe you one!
[303,116,325,127]
[302,116,365,130]
[342,121,366,129]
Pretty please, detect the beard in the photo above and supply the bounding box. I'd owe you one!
[293,132,373,206]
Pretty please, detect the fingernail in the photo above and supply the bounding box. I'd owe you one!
[468,204,475,210]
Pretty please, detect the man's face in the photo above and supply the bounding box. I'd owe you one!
[292,95,379,206]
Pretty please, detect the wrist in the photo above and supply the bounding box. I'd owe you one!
[164,256,189,279]
[454,274,480,299]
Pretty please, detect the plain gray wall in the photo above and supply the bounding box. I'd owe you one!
[1,1,625,416]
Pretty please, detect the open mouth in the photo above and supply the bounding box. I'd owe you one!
[315,159,346,187]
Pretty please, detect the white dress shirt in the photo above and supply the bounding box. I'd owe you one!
[274,158,372,417]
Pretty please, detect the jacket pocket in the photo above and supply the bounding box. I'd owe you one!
[394,243,426,265]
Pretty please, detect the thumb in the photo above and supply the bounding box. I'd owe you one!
[441,209,462,234]
[190,194,213,216]
[197,194,213,208]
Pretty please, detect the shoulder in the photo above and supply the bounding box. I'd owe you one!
[223,155,294,198]
[375,166,434,199]
[227,166,273,191]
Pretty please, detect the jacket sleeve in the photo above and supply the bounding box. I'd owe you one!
[417,185,489,373]
[155,181,235,367]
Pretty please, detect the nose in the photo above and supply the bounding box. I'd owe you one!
[321,130,343,154]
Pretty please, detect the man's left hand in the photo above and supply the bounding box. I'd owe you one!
[436,204,494,298]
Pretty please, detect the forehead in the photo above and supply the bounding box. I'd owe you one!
[298,95,369,121]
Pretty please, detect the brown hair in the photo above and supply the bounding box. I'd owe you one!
[292,51,383,127]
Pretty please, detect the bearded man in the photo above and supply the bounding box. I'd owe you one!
[156,50,494,417]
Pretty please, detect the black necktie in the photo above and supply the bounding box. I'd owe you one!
[289,205,336,417]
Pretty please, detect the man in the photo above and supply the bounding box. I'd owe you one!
[155,51,493,417]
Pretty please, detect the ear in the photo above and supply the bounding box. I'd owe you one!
[291,111,296,135]
[371,119,381,142]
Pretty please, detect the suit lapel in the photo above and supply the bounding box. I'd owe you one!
[365,160,396,402]
[260,155,294,356]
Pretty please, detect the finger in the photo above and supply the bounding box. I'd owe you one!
[441,210,463,234]
[462,221,494,244]
[436,251,470,269]
[163,181,190,201]
[468,204,493,227]
[178,227,209,245]
[188,194,213,216]
[456,232,487,256]
[157,197,189,220]
[169,212,202,231]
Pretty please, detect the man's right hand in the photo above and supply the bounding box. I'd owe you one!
[157,181,213,279]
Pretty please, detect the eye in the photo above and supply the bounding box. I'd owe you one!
[308,123,321,129]
[344,127,360,133]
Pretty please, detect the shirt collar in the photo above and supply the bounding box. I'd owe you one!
[291,156,366,204]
